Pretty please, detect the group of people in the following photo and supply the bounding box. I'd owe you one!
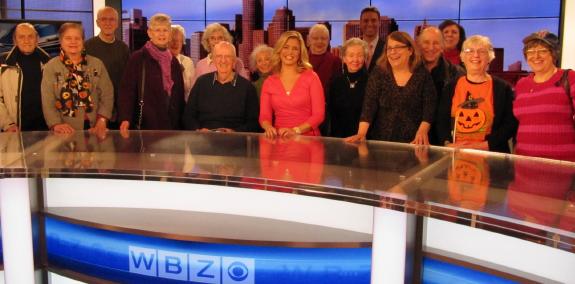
[1,6,574,162]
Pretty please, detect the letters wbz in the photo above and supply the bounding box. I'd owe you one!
[129,246,255,283]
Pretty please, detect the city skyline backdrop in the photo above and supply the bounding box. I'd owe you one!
[121,0,562,71]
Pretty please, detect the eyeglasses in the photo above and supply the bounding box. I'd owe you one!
[386,45,409,53]
[463,48,491,56]
[525,49,550,57]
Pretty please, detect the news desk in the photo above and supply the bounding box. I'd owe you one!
[0,131,573,283]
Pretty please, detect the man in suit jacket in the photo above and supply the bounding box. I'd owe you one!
[360,6,385,73]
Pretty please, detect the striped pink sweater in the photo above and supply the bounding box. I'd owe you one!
[513,69,575,162]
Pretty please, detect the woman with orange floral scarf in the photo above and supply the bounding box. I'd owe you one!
[41,23,113,136]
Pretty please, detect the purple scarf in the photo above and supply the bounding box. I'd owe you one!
[144,41,174,95]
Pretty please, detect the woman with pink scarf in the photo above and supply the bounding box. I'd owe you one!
[118,13,185,130]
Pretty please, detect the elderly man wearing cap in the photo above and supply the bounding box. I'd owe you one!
[514,31,575,161]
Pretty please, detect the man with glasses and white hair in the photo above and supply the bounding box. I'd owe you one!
[0,23,51,131]
[183,41,259,133]
[85,6,130,129]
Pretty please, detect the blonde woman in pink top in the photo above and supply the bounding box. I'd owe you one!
[259,31,325,138]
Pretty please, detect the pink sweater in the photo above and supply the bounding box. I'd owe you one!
[514,69,575,161]
[259,69,325,136]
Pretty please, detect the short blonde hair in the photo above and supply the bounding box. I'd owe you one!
[342,37,368,59]
[377,31,421,74]
[201,23,233,52]
[58,22,84,41]
[271,31,312,73]
[249,44,273,71]
[149,13,171,29]
[460,35,495,62]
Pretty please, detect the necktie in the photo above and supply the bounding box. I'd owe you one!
[366,43,374,69]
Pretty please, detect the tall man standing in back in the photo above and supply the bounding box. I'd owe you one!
[0,23,51,131]
[85,6,130,129]
[360,6,385,73]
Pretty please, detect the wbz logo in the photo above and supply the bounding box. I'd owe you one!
[128,246,255,283]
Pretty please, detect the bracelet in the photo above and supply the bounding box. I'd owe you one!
[292,126,302,135]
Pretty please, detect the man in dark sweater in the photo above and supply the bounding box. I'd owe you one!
[0,23,51,131]
[417,26,465,145]
[85,6,130,129]
[183,42,259,132]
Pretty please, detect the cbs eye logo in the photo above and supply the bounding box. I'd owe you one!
[228,261,249,281]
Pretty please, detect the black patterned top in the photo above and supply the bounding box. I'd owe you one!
[360,64,437,142]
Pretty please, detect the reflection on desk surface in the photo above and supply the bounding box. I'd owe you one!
[1,130,574,249]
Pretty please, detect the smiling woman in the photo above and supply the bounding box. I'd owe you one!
[117,13,186,131]
[345,31,436,145]
[259,31,325,138]
[513,31,575,161]
[41,22,114,136]
[435,35,518,153]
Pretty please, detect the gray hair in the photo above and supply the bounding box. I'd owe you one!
[201,23,233,52]
[309,24,329,37]
[342,37,368,58]
[461,35,495,62]
[249,44,273,71]
[149,13,171,29]
[213,41,236,58]
[96,6,119,20]
[417,26,444,48]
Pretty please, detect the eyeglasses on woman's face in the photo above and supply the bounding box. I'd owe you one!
[462,48,490,56]
[525,48,550,57]
[386,45,409,53]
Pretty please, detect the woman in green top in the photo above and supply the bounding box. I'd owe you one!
[249,44,273,97]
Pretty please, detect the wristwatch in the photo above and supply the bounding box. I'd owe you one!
[293,126,302,135]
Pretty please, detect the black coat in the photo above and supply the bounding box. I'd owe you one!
[435,75,518,153]
[118,46,185,130]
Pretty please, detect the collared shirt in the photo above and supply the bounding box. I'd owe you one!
[365,36,379,69]
[192,54,249,88]
[212,71,238,87]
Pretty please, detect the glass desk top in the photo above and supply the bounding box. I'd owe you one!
[1,130,574,252]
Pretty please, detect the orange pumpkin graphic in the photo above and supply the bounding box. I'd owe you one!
[456,108,486,133]
[447,153,489,211]
[455,92,486,133]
